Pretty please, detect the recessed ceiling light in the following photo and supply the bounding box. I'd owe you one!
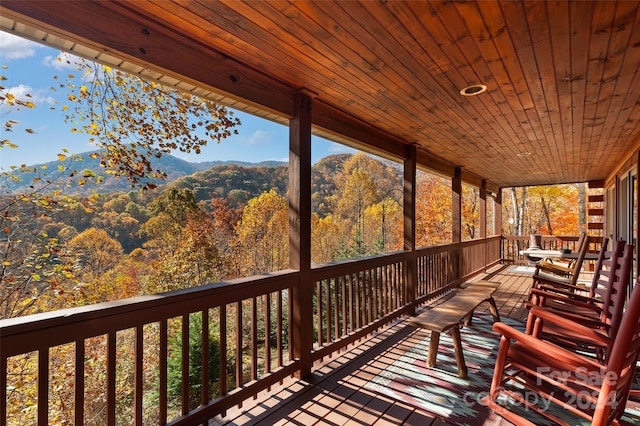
[460,84,487,96]
[517,152,532,157]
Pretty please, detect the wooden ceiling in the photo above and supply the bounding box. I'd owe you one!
[2,1,640,188]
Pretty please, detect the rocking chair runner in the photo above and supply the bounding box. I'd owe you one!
[483,278,640,426]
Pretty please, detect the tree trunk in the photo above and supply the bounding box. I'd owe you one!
[578,183,587,233]
[541,196,553,235]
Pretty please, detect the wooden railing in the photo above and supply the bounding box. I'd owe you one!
[415,236,502,303]
[0,238,503,425]
[310,252,407,361]
[501,235,601,264]
[1,271,298,426]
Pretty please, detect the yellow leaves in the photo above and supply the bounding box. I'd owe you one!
[67,94,77,102]
[25,128,35,134]
[103,65,113,73]
[57,153,67,161]
[2,261,10,266]
[80,85,88,93]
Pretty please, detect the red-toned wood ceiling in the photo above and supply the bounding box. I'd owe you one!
[2,1,640,188]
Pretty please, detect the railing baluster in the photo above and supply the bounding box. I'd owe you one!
[219,305,227,417]
[75,340,84,425]
[333,277,339,341]
[376,267,380,316]
[341,275,347,337]
[348,274,354,333]
[355,272,361,329]
[366,269,372,324]
[181,314,190,415]
[265,293,271,374]
[316,281,322,347]
[38,348,49,425]
[325,279,331,344]
[107,332,116,426]
[202,309,210,408]
[251,297,258,385]
[1,355,6,426]
[235,301,243,393]
[276,291,283,368]
[160,319,168,424]
[288,288,293,364]
[135,325,143,425]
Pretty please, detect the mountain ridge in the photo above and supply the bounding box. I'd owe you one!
[2,149,288,195]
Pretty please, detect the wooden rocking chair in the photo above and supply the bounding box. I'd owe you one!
[536,231,588,278]
[483,278,640,426]
[526,241,632,363]
[531,232,591,292]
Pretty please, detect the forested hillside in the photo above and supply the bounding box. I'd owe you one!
[0,152,405,317]
[2,148,287,195]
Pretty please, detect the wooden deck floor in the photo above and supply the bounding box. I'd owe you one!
[212,264,635,426]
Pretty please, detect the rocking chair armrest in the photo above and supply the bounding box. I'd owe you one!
[533,273,572,288]
[537,281,593,295]
[492,320,604,371]
[529,288,602,312]
[527,306,612,347]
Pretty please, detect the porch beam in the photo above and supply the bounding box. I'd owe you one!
[0,0,296,117]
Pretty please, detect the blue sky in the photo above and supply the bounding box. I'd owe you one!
[0,31,355,168]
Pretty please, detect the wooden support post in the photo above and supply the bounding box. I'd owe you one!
[404,145,417,315]
[480,181,487,240]
[452,167,462,281]
[480,181,487,271]
[289,91,313,378]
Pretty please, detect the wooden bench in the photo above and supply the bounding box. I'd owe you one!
[408,280,501,378]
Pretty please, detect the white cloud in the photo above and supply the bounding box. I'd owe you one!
[43,52,83,71]
[2,84,55,105]
[0,31,41,60]
[239,129,273,146]
[327,142,356,154]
